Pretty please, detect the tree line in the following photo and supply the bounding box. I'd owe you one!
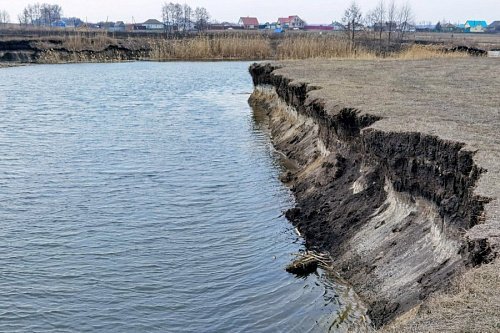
[17,3,62,27]
[0,10,10,26]
[343,0,414,49]
[161,2,210,32]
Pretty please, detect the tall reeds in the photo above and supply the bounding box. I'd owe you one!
[149,33,274,60]
[149,33,377,61]
[276,34,375,60]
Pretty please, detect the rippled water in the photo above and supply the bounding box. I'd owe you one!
[0,62,363,332]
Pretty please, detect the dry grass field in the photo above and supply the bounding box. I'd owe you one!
[410,32,500,51]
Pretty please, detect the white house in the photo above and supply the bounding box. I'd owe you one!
[142,19,165,30]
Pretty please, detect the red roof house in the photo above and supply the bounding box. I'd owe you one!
[238,17,259,29]
[277,15,305,29]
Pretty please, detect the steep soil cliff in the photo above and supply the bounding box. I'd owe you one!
[248,60,499,328]
[0,39,149,64]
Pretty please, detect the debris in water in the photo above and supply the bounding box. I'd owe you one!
[286,251,332,276]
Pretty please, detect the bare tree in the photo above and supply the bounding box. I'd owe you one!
[0,10,10,26]
[365,10,377,39]
[396,1,414,43]
[18,3,62,27]
[162,2,175,33]
[172,3,182,30]
[373,0,386,48]
[194,7,209,31]
[435,21,442,32]
[18,10,29,26]
[182,3,192,31]
[342,1,363,41]
[40,3,62,26]
[386,0,397,48]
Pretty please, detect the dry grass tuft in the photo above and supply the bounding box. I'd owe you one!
[382,260,500,332]
[62,33,115,51]
[30,33,116,52]
[396,44,470,59]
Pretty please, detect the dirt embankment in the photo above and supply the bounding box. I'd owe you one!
[0,39,150,64]
[248,59,500,328]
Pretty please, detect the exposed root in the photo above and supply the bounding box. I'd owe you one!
[286,251,333,275]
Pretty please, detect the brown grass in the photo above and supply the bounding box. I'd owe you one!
[396,44,469,59]
[147,34,469,61]
[382,261,500,332]
[149,34,273,60]
[29,33,116,52]
[62,33,115,51]
[276,35,377,60]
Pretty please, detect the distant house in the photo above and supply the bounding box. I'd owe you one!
[278,15,305,29]
[51,20,66,28]
[416,24,436,32]
[109,21,126,31]
[331,21,345,31]
[487,21,500,33]
[399,23,416,32]
[261,22,279,30]
[374,21,398,32]
[464,20,487,33]
[61,17,84,28]
[238,17,259,29]
[142,19,165,30]
[442,23,458,32]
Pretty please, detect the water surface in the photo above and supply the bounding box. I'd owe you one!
[0,62,361,332]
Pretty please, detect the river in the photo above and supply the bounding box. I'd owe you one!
[0,61,362,332]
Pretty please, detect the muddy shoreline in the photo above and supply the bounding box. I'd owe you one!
[248,59,499,328]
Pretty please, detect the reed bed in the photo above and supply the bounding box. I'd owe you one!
[276,35,376,60]
[149,34,273,60]
[149,33,379,60]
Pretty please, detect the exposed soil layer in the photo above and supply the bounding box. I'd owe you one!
[248,58,500,328]
[0,39,150,64]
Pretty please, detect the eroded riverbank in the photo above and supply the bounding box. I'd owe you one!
[248,58,500,328]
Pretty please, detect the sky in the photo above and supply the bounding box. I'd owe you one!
[1,0,498,25]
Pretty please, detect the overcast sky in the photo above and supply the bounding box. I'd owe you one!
[2,0,498,25]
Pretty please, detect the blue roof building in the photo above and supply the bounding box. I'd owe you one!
[51,20,66,28]
[464,20,488,32]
